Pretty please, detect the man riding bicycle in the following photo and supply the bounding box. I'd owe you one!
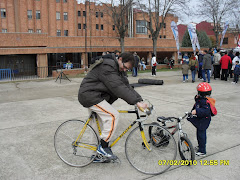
[78,52,148,161]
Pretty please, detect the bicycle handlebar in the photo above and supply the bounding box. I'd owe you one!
[157,112,193,124]
[137,100,154,116]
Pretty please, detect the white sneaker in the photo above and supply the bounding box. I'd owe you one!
[183,81,185,83]
[186,79,189,82]
[195,152,206,157]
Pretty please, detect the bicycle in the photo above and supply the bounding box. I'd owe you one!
[54,102,178,175]
[153,112,195,163]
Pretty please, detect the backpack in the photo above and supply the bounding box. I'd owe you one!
[206,97,217,116]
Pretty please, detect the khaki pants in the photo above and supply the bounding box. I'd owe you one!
[89,100,119,142]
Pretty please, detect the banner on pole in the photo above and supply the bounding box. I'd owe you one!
[171,21,180,57]
[187,23,200,53]
[220,21,229,47]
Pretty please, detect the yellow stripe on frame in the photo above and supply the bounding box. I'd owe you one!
[118,110,128,113]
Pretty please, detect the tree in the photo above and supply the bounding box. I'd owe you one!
[229,7,240,47]
[195,0,238,48]
[181,30,191,47]
[181,30,212,48]
[103,0,134,52]
[198,31,212,48]
[137,0,189,56]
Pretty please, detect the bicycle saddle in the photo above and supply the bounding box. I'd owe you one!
[157,116,171,121]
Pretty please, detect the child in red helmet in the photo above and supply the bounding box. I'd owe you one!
[187,82,217,156]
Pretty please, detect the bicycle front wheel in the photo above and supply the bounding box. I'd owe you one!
[178,136,195,162]
[125,123,177,175]
[54,120,99,167]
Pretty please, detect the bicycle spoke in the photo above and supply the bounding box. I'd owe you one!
[125,124,177,175]
[54,120,98,167]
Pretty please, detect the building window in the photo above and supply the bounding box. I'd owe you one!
[160,35,162,38]
[1,8,6,18]
[136,20,147,34]
[56,0,60,2]
[63,0,67,2]
[83,11,86,17]
[101,24,103,30]
[96,24,99,30]
[28,29,33,33]
[63,12,68,20]
[78,23,81,29]
[2,29,7,33]
[78,11,81,16]
[57,30,61,36]
[96,12,98,18]
[27,10,32,19]
[56,12,60,20]
[64,30,68,36]
[113,25,115,31]
[36,29,41,33]
[36,10,40,19]
[223,37,228,44]
[100,12,103,18]
[83,24,86,29]
[164,35,166,39]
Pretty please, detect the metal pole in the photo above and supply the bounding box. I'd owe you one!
[85,0,87,71]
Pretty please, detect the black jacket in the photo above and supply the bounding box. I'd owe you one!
[78,55,142,107]
[188,96,211,130]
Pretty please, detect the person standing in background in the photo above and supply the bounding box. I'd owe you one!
[213,49,221,79]
[198,51,204,80]
[220,51,232,81]
[151,53,157,76]
[132,52,140,77]
[202,50,212,83]
[228,50,234,78]
[189,54,198,83]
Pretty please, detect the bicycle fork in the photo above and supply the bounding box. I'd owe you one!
[177,122,188,151]
[139,123,151,151]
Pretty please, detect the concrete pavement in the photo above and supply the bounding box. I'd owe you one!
[0,70,239,180]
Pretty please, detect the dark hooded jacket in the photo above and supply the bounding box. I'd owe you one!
[188,96,211,130]
[78,55,142,107]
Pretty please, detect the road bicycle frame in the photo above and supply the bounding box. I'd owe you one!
[73,106,152,151]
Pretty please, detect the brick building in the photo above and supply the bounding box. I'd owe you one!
[0,0,181,78]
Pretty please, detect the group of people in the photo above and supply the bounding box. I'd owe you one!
[181,49,240,84]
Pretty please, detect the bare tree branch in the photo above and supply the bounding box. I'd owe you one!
[195,0,238,47]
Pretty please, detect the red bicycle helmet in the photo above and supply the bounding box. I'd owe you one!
[197,82,212,97]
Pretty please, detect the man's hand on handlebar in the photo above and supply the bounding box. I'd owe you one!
[136,101,148,111]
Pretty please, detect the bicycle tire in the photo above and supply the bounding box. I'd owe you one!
[178,136,195,163]
[54,120,99,167]
[125,123,177,175]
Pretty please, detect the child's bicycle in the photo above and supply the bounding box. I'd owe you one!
[154,112,195,163]
[54,102,192,175]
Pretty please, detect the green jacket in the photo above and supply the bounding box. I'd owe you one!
[78,55,142,107]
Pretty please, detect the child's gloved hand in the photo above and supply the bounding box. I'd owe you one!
[194,95,199,101]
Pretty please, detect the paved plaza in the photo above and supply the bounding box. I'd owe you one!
[0,70,239,180]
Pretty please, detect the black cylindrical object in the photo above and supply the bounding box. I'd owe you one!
[138,79,164,85]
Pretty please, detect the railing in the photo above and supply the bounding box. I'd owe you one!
[0,69,12,80]
[0,64,85,82]
[0,66,55,82]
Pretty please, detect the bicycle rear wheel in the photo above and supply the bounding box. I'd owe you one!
[125,123,177,175]
[54,120,99,167]
[178,136,195,162]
